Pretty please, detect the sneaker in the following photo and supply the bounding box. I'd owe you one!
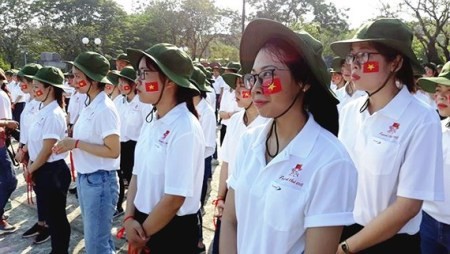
[22,223,41,238]
[0,219,16,234]
[34,226,50,244]
[113,209,124,219]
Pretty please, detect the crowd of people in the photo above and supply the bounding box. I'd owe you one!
[0,17,448,254]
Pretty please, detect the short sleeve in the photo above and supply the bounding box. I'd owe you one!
[227,129,250,189]
[304,159,357,228]
[97,106,120,139]
[42,113,66,140]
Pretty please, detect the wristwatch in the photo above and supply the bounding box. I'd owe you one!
[340,241,351,254]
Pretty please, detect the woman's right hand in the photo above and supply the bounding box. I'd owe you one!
[15,149,23,163]
[124,219,149,247]
[214,199,225,218]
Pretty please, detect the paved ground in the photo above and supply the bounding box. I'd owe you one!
[0,141,221,254]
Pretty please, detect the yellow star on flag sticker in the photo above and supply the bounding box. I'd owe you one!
[268,83,277,91]
[368,64,375,70]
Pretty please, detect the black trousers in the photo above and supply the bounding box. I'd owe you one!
[12,102,25,125]
[135,209,198,254]
[341,224,420,254]
[117,140,136,211]
[34,159,71,254]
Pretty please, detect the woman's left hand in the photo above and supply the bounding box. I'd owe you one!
[23,169,34,185]
[53,138,76,154]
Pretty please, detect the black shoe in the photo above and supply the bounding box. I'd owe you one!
[22,223,41,238]
[34,226,50,244]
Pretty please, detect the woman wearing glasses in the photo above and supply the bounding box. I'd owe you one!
[332,19,444,254]
[122,44,205,253]
[219,19,357,254]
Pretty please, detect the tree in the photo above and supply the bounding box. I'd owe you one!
[402,0,450,63]
[0,0,34,68]
[246,0,349,33]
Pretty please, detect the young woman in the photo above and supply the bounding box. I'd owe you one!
[220,19,358,254]
[53,51,120,254]
[212,69,268,254]
[123,43,205,253]
[333,58,366,112]
[417,61,450,254]
[26,66,71,253]
[190,66,216,253]
[109,66,152,218]
[16,63,53,244]
[331,18,444,254]
[105,70,122,103]
[0,68,18,234]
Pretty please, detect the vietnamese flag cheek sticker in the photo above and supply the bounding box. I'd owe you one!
[105,84,112,90]
[123,85,131,91]
[35,89,44,96]
[241,90,250,98]
[262,78,282,94]
[363,61,379,73]
[21,84,27,90]
[145,82,159,92]
[78,80,87,87]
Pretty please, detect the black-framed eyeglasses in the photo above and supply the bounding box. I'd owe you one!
[136,69,157,80]
[243,67,289,90]
[345,52,381,65]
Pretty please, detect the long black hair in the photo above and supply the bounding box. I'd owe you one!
[42,83,65,109]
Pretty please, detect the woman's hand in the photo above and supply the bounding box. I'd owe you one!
[124,219,149,248]
[15,148,24,163]
[214,199,225,218]
[53,138,76,154]
[23,169,34,185]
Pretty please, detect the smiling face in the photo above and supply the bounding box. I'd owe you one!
[250,47,304,118]
[435,84,450,117]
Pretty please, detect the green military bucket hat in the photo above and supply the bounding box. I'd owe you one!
[19,63,43,78]
[329,57,344,73]
[127,43,199,93]
[417,61,450,93]
[190,66,213,93]
[111,66,136,83]
[240,18,338,104]
[330,18,423,74]
[31,66,65,89]
[222,70,244,90]
[221,61,241,72]
[72,51,111,84]
[114,53,129,62]
[106,70,120,86]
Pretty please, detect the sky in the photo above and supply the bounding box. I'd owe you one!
[114,0,401,29]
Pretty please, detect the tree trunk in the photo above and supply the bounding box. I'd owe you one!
[426,40,441,64]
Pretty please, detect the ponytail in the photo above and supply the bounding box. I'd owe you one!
[175,86,199,119]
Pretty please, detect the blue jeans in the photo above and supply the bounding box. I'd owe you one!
[77,170,118,254]
[420,211,450,254]
[0,146,17,217]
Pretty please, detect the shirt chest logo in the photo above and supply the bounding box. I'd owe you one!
[378,122,400,140]
[278,163,304,188]
[158,130,170,144]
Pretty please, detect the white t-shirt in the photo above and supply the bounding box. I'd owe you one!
[27,101,67,162]
[229,115,357,254]
[0,90,11,119]
[335,83,366,112]
[212,76,224,95]
[196,99,216,158]
[414,89,437,110]
[10,82,28,103]
[339,85,444,234]
[72,92,120,174]
[133,103,205,216]
[221,110,268,178]
[422,119,450,224]
[67,92,87,125]
[117,95,152,142]
[219,87,240,126]
[20,99,39,144]
[205,91,216,109]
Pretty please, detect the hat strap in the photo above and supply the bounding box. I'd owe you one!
[359,71,396,113]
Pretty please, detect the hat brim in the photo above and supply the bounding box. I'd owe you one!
[222,73,242,90]
[189,78,213,93]
[417,77,450,93]
[240,19,338,104]
[330,38,424,74]
[31,76,65,89]
[127,48,199,94]
[71,61,110,84]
